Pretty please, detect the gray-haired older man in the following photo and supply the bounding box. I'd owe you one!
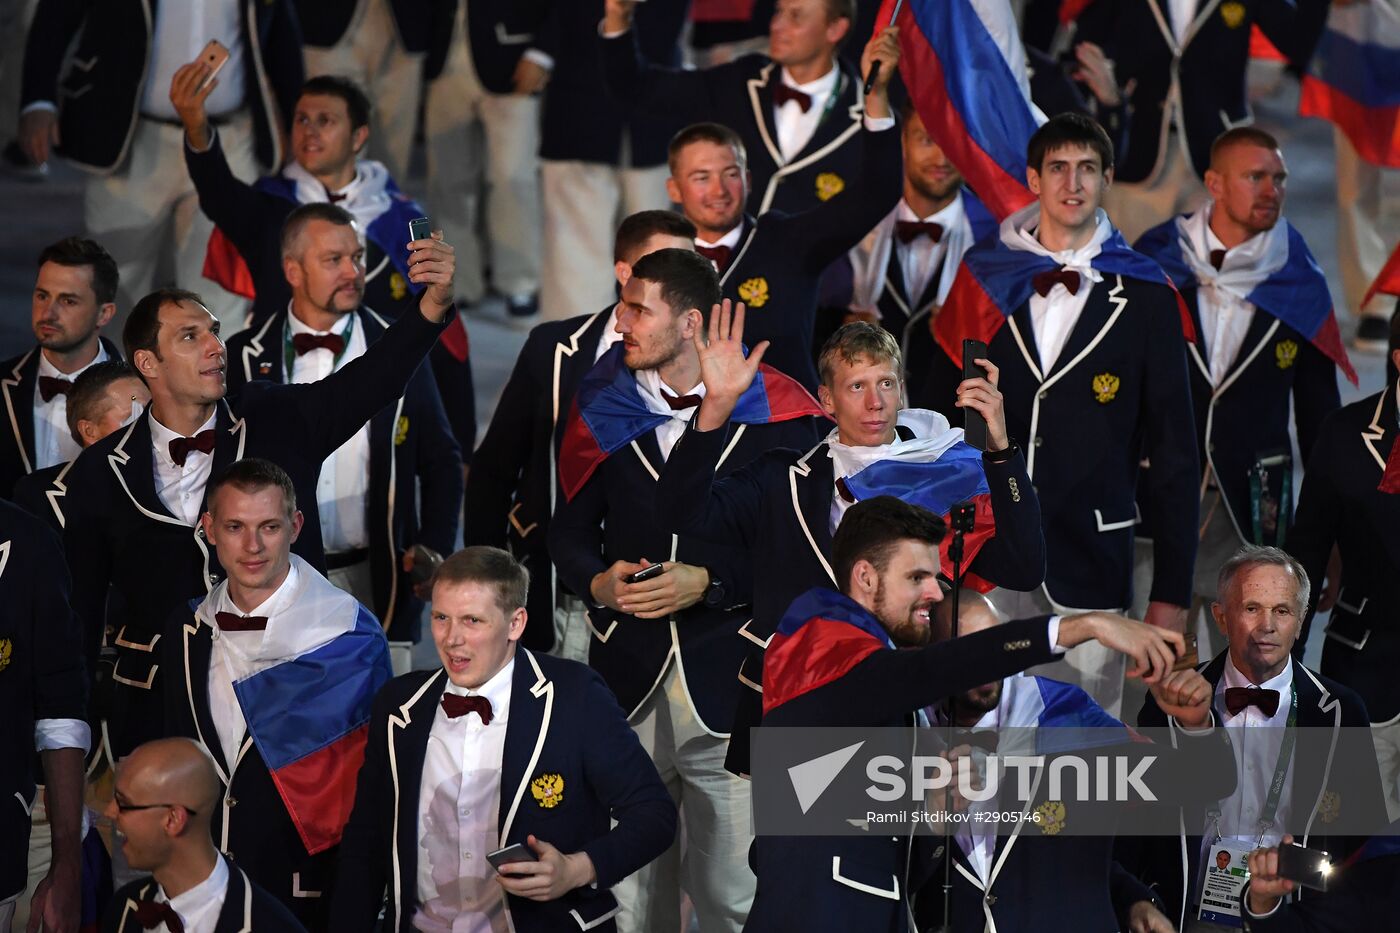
[1138,545,1387,931]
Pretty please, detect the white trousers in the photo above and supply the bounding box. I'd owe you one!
[1104,138,1208,245]
[1334,127,1400,320]
[84,113,257,335]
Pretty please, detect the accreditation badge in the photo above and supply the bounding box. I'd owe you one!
[1198,841,1250,927]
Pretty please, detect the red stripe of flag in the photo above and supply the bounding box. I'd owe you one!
[1301,76,1400,169]
[267,724,370,854]
[1363,242,1400,308]
[933,264,1011,365]
[764,620,887,714]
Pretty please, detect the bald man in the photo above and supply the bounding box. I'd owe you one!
[100,738,305,933]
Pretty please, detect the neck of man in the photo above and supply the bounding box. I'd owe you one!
[290,296,350,335]
[155,841,220,901]
[654,348,703,400]
[151,398,218,439]
[308,159,357,198]
[695,217,742,248]
[783,54,835,87]
[40,336,101,375]
[1236,652,1289,688]
[1207,205,1262,251]
[953,704,987,729]
[835,423,899,447]
[903,184,955,222]
[1035,210,1098,254]
[228,561,291,616]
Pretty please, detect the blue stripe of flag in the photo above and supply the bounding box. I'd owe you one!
[1311,30,1400,109]
[843,441,990,517]
[776,588,895,645]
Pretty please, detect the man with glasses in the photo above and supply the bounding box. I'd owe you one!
[102,737,304,932]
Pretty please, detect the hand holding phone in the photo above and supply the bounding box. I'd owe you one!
[961,339,990,450]
[198,40,230,92]
[486,843,534,872]
[1276,842,1332,892]
[408,217,432,244]
[1170,632,1199,673]
[624,562,666,584]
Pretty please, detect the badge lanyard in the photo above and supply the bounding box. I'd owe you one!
[283,313,354,376]
[1249,452,1292,547]
[1206,683,1299,847]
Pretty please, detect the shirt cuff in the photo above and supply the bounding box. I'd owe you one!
[599,21,630,39]
[1047,615,1064,655]
[185,124,217,154]
[21,100,57,116]
[1242,883,1283,918]
[523,48,554,70]
[863,114,896,132]
[1171,710,1216,736]
[35,718,91,755]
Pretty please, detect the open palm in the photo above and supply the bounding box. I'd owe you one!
[695,299,768,402]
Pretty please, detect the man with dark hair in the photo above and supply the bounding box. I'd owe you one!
[332,545,677,932]
[1,236,123,498]
[747,495,1187,932]
[159,458,391,930]
[1134,128,1349,658]
[13,360,149,531]
[1287,308,1400,819]
[171,63,477,463]
[466,211,696,657]
[655,21,903,390]
[226,202,462,675]
[550,251,824,932]
[63,231,454,760]
[920,111,1201,718]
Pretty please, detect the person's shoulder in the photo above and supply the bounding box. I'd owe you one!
[717,52,774,80]
[527,309,610,350]
[1301,664,1372,723]
[0,496,59,545]
[373,668,444,713]
[1325,389,1386,430]
[107,874,158,912]
[0,345,36,374]
[243,871,308,930]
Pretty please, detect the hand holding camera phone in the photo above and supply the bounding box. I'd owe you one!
[624,562,666,584]
[961,339,990,450]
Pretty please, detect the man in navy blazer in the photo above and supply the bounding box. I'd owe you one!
[224,203,462,671]
[465,211,697,654]
[332,546,676,933]
[62,230,457,759]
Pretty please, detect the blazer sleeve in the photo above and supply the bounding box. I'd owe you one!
[600,28,728,126]
[576,668,679,888]
[184,128,287,259]
[1284,414,1343,645]
[60,452,114,688]
[328,687,396,932]
[408,365,463,557]
[546,465,611,602]
[1140,287,1201,607]
[1109,859,1158,929]
[429,341,476,464]
[653,420,773,547]
[30,519,87,724]
[965,446,1046,592]
[20,0,85,107]
[463,331,544,548]
[1290,340,1341,466]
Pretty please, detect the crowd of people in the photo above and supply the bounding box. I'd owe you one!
[3,1,1400,932]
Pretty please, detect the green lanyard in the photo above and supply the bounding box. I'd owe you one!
[1255,685,1299,843]
[283,313,353,375]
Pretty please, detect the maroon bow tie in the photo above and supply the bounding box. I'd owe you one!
[1031,267,1082,298]
[772,82,813,112]
[168,430,216,467]
[442,693,493,723]
[835,477,857,503]
[696,243,732,269]
[1380,437,1400,494]
[1210,248,1228,270]
[38,375,73,402]
[215,611,268,632]
[292,332,346,356]
[1224,686,1281,718]
[133,900,184,933]
[661,391,702,411]
[894,221,945,244]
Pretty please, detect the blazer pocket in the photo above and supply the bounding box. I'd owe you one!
[1324,593,1370,651]
[586,608,619,643]
[1093,503,1142,533]
[567,890,621,930]
[112,653,159,690]
[830,856,901,901]
[14,788,36,818]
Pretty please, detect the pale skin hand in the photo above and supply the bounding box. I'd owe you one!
[1071,42,1122,108]
[1127,899,1175,933]
[513,57,550,95]
[1144,601,1190,636]
[1148,668,1214,729]
[169,58,218,151]
[603,0,637,33]
[590,559,710,618]
[408,231,456,322]
[1057,611,1186,684]
[954,358,1010,451]
[1246,835,1297,916]
[18,108,60,165]
[496,835,597,902]
[860,27,901,120]
[693,299,769,433]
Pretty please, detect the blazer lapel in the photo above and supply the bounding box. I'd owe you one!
[181,618,231,780]
[1215,308,1279,394]
[114,880,159,933]
[500,649,554,845]
[238,313,284,386]
[2,350,38,474]
[200,403,246,516]
[107,410,182,524]
[789,442,837,584]
[1046,282,1115,380]
[213,861,254,933]
[630,430,666,483]
[1291,661,1342,840]
[1361,384,1396,473]
[885,242,912,311]
[746,62,785,172]
[1007,305,1044,381]
[386,670,446,932]
[554,306,615,428]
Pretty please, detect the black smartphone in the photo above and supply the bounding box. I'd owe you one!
[1171,632,1199,673]
[1276,843,1332,892]
[962,339,989,450]
[625,563,666,584]
[486,842,534,871]
[408,217,431,243]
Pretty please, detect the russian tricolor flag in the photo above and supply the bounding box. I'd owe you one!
[878,0,1044,220]
[235,604,392,855]
[558,344,826,500]
[764,589,897,714]
[1365,241,1400,309]
[1299,2,1400,168]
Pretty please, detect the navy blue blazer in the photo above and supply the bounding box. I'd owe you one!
[62,308,446,758]
[293,0,451,56]
[21,0,303,172]
[601,36,871,216]
[745,616,1060,933]
[331,652,678,933]
[550,409,822,735]
[225,308,463,641]
[10,461,69,532]
[1287,383,1400,722]
[102,858,306,933]
[1076,0,1329,183]
[464,307,615,651]
[0,500,86,901]
[0,337,122,499]
[1240,850,1400,933]
[917,274,1200,611]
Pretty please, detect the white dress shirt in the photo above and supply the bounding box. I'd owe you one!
[1169,0,1199,46]
[894,198,963,307]
[1212,658,1296,848]
[414,660,515,933]
[154,855,231,933]
[286,310,370,553]
[774,66,840,162]
[636,368,705,460]
[1179,207,1272,385]
[150,411,218,526]
[140,0,246,120]
[206,563,302,771]
[33,344,109,469]
[695,224,744,272]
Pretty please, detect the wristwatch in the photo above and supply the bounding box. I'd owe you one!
[702,575,728,609]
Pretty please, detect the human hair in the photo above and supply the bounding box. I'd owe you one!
[1209,126,1280,167]
[1215,545,1311,616]
[300,74,371,130]
[817,322,903,387]
[207,458,297,519]
[433,546,530,619]
[614,210,697,264]
[37,236,119,305]
[123,287,206,365]
[832,496,946,595]
[281,202,357,259]
[824,0,856,21]
[668,122,748,176]
[628,248,722,327]
[1026,112,1115,174]
[65,360,139,446]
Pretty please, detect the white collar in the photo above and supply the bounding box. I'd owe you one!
[780,64,839,97]
[215,560,301,621]
[1177,205,1288,299]
[149,409,219,459]
[444,655,515,723]
[160,852,229,911]
[826,408,963,479]
[36,343,109,382]
[286,306,354,337]
[636,367,705,418]
[696,224,743,251]
[1221,655,1294,694]
[896,195,965,227]
[1001,203,1111,279]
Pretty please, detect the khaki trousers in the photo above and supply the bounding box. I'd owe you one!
[1104,138,1208,245]
[1333,127,1400,320]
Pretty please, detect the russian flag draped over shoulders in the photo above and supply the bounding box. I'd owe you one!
[879,0,1044,220]
[1299,2,1400,168]
[1136,214,1357,385]
[933,205,1195,365]
[558,344,826,500]
[1365,241,1400,308]
[764,588,895,715]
